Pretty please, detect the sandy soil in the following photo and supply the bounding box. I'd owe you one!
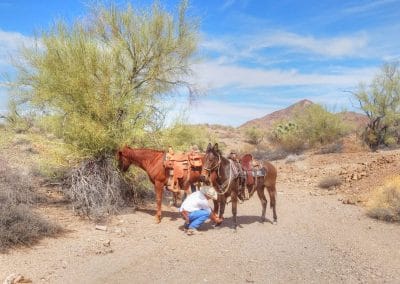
[1,151,400,283]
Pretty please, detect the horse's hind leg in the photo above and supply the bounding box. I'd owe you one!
[256,184,268,222]
[267,185,277,223]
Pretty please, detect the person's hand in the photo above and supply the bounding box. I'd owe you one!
[210,212,223,225]
[181,210,190,224]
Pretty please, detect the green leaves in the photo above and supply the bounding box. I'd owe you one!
[354,62,400,150]
[11,1,198,157]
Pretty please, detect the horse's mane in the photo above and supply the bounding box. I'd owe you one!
[120,146,165,161]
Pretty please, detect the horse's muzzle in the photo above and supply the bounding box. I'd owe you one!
[200,169,211,185]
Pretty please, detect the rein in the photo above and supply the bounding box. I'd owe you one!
[205,153,233,195]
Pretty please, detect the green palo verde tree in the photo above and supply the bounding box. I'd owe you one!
[10,1,198,157]
[353,62,400,151]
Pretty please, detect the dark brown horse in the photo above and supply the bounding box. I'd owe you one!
[117,146,203,223]
[200,143,242,229]
[200,143,278,229]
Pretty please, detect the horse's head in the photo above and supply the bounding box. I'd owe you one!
[116,146,131,172]
[200,143,221,183]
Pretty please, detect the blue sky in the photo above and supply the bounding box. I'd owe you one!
[1,0,400,126]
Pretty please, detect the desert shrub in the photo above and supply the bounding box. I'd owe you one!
[63,155,139,221]
[269,121,305,153]
[244,127,264,145]
[318,142,343,154]
[0,205,62,253]
[285,154,305,164]
[296,104,349,146]
[252,148,289,161]
[0,158,61,252]
[0,158,45,204]
[367,176,400,222]
[318,176,342,189]
[269,104,349,153]
[159,123,213,152]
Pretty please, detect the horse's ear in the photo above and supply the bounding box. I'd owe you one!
[213,143,219,151]
[206,143,212,152]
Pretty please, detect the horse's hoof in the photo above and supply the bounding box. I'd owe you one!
[155,217,161,224]
[273,220,277,225]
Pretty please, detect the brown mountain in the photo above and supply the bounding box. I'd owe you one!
[239,99,314,130]
[239,99,368,131]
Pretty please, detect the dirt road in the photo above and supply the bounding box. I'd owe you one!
[1,177,400,283]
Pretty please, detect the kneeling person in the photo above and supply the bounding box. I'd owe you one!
[180,186,222,235]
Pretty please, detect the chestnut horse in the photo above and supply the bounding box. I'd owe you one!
[117,146,203,223]
[200,143,278,229]
[241,154,278,223]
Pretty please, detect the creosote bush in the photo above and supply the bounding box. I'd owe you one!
[367,176,400,222]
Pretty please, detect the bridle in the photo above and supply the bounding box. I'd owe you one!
[203,152,233,195]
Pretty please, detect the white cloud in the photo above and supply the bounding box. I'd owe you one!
[187,99,273,126]
[221,0,235,10]
[192,61,377,89]
[258,31,369,57]
[202,30,370,62]
[0,29,36,65]
[343,0,398,14]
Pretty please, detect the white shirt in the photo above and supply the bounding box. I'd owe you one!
[179,191,211,214]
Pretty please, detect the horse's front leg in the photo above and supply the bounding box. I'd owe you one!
[154,181,164,223]
[219,195,226,221]
[231,190,238,230]
[213,199,222,226]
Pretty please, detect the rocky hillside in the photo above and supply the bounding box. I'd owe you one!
[205,99,369,152]
[239,99,314,130]
[239,99,368,131]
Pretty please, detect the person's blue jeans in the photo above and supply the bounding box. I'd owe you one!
[187,209,210,229]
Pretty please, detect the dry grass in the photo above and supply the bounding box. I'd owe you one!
[366,176,400,222]
[0,205,62,253]
[318,142,343,154]
[0,158,62,253]
[318,176,342,189]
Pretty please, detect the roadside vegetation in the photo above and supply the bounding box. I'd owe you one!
[268,104,350,153]
[353,62,400,151]
[1,0,205,226]
[0,157,62,253]
[367,176,400,222]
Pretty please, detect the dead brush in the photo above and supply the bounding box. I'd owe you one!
[318,176,342,189]
[0,157,61,252]
[367,176,400,222]
[63,155,136,221]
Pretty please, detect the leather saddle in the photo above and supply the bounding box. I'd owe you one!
[240,154,265,186]
[164,148,203,192]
